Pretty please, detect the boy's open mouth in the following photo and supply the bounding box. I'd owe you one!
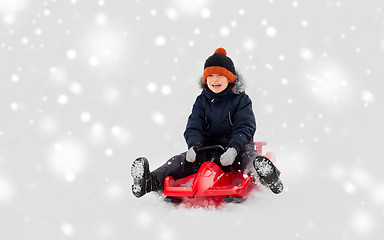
[212,84,222,88]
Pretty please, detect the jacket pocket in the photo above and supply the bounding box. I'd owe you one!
[205,116,210,129]
[228,111,233,126]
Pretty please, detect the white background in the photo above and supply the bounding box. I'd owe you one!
[1,0,383,239]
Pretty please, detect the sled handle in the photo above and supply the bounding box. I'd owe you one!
[195,145,225,153]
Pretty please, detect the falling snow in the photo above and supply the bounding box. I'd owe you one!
[0,0,383,240]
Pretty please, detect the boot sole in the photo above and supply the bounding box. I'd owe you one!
[254,156,283,194]
[131,157,149,198]
[270,180,284,194]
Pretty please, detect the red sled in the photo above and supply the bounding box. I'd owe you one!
[163,142,274,205]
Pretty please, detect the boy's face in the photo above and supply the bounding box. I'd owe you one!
[206,74,229,94]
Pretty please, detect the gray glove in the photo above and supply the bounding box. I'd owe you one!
[186,147,197,163]
[220,147,237,166]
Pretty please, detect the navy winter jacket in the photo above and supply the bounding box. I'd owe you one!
[184,74,256,152]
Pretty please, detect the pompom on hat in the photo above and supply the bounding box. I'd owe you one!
[203,47,236,84]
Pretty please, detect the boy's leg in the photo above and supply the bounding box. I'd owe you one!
[151,152,199,187]
[232,142,284,194]
[232,142,258,175]
[131,152,198,198]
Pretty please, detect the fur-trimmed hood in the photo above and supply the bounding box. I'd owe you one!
[199,71,246,94]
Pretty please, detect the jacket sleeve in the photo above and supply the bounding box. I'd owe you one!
[183,95,206,148]
[229,93,256,151]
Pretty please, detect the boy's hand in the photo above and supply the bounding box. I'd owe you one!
[186,147,197,163]
[220,147,237,166]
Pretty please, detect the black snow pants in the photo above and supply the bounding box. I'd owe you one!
[151,142,260,190]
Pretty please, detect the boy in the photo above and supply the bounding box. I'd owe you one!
[131,48,283,198]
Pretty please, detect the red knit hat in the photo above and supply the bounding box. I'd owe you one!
[203,48,236,84]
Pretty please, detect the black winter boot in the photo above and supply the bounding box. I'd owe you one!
[131,157,160,198]
[254,156,284,194]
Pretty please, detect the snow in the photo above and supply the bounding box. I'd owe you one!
[350,210,375,234]
[60,222,75,236]
[0,175,15,204]
[243,39,255,51]
[266,26,277,37]
[66,49,77,60]
[155,35,166,46]
[1,0,384,239]
[161,85,172,95]
[147,82,158,93]
[200,8,211,19]
[165,8,179,21]
[152,111,166,125]
[89,57,100,66]
[361,90,375,106]
[48,139,88,181]
[220,26,230,37]
[57,94,69,105]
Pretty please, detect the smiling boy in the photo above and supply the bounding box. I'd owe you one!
[206,74,229,93]
[131,48,283,198]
